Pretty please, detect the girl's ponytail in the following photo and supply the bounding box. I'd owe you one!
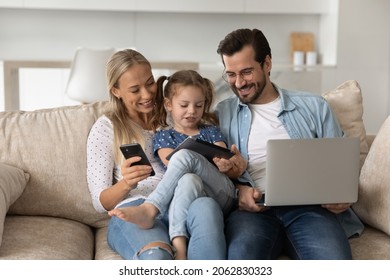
[152,75,169,128]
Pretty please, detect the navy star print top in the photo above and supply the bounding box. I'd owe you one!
[153,125,227,161]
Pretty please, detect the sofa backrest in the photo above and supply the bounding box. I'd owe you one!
[0,80,368,229]
[0,102,109,228]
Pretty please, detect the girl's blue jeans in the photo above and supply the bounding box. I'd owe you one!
[146,149,235,240]
[107,196,226,260]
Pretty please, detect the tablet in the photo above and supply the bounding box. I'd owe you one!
[165,137,235,163]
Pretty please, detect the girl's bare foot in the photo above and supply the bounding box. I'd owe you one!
[108,203,158,229]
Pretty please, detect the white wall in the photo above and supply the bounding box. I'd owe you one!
[0,8,319,64]
[1,1,390,133]
[0,7,320,110]
[321,0,390,133]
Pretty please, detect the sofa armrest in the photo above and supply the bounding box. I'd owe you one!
[0,163,30,246]
[353,116,390,237]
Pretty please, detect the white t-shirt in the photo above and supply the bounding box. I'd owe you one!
[86,115,165,213]
[247,97,290,193]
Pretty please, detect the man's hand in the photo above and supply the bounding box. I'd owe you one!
[322,203,352,214]
[236,184,268,212]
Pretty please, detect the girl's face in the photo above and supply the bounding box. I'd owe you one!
[165,85,205,134]
[112,64,157,120]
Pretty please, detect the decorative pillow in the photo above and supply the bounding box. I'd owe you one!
[322,80,368,169]
[353,116,390,236]
[0,163,29,246]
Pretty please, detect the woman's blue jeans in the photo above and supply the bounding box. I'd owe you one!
[146,149,235,240]
[226,204,352,260]
[107,197,226,260]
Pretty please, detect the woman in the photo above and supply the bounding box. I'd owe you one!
[86,49,226,260]
[108,70,236,259]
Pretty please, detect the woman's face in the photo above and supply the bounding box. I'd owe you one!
[112,64,157,118]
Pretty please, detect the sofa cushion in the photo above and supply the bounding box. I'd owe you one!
[349,226,390,259]
[94,227,123,260]
[0,102,109,228]
[353,115,390,236]
[322,80,368,169]
[0,215,94,259]
[0,163,29,247]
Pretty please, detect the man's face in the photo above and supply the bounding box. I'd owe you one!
[222,45,268,104]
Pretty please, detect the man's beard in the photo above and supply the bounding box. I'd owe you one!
[234,80,266,104]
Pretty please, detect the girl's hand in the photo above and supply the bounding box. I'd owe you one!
[214,158,233,173]
[213,144,247,179]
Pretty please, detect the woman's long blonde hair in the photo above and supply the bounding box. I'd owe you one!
[105,49,156,163]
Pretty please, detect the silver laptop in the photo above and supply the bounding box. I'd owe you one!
[261,137,360,206]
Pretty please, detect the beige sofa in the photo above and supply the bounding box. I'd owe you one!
[1,80,390,259]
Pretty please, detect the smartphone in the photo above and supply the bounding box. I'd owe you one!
[119,143,155,176]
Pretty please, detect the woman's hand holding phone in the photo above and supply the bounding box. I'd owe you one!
[119,144,155,188]
[121,156,154,188]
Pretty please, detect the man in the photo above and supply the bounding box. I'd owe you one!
[214,28,363,260]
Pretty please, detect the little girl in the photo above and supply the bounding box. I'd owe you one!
[109,70,237,259]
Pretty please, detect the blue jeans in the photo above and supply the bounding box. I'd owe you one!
[226,204,352,260]
[107,197,226,260]
[146,149,235,239]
